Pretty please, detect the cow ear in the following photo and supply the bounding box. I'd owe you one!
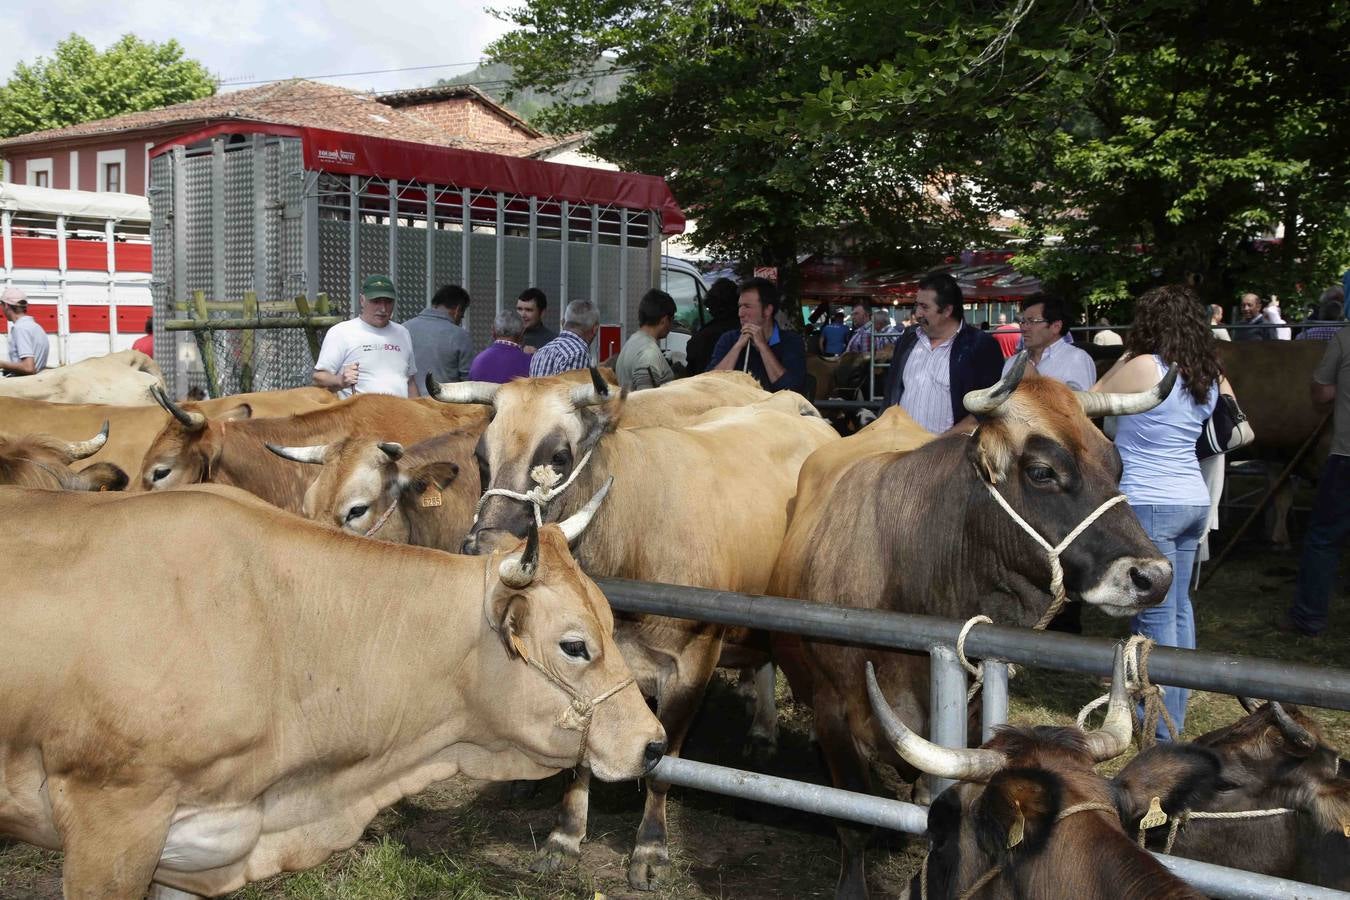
[73,462,128,492]
[401,461,459,496]
[578,389,625,450]
[492,593,530,660]
[218,402,253,422]
[968,426,1013,484]
[975,770,1058,858]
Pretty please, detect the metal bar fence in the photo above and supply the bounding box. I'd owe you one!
[599,578,1350,899]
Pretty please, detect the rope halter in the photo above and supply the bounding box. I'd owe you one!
[472,448,595,528]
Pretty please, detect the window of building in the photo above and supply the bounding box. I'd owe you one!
[34,171,50,187]
[96,149,127,192]
[26,157,53,187]
[104,162,122,193]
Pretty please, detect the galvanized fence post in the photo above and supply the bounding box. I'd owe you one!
[981,660,1010,743]
[927,643,967,798]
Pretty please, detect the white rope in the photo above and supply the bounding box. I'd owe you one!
[472,447,595,527]
[1073,635,1177,745]
[957,615,1018,702]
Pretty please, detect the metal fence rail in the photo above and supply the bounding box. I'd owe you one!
[599,578,1350,899]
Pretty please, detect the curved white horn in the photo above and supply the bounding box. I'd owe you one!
[65,421,110,460]
[425,374,500,405]
[498,523,540,588]
[1269,702,1317,751]
[1075,365,1178,418]
[151,384,207,432]
[569,367,612,409]
[1084,644,1134,761]
[866,662,1005,783]
[963,351,1029,416]
[558,476,613,544]
[265,443,329,465]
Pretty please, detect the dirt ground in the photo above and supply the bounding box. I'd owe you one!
[1,532,1346,899]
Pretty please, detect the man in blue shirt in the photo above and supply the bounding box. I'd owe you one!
[707,277,806,393]
[820,312,849,356]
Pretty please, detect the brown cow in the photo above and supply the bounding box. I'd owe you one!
[867,652,1203,899]
[1114,700,1350,889]
[428,370,837,890]
[0,423,127,491]
[139,388,488,514]
[772,356,1176,898]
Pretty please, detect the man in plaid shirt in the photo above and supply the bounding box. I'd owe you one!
[528,299,599,377]
[846,307,901,354]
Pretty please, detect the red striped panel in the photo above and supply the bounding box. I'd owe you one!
[115,242,152,272]
[116,307,153,333]
[68,306,110,332]
[7,237,59,269]
[65,239,108,270]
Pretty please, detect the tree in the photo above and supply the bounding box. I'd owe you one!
[0,34,215,138]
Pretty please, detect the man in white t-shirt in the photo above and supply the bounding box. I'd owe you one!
[313,274,418,398]
[1,287,50,376]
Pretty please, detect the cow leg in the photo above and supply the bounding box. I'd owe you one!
[814,690,874,900]
[743,661,778,762]
[628,654,720,891]
[530,766,591,873]
[52,779,175,900]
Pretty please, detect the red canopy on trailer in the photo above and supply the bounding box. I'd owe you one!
[151,123,686,235]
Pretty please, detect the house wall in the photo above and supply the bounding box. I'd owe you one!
[400,98,532,144]
[6,135,156,194]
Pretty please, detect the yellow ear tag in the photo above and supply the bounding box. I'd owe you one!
[1007,801,1025,849]
[1341,819,1349,839]
[1141,796,1168,830]
[420,488,442,508]
[509,633,530,662]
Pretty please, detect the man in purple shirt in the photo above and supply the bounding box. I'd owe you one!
[468,309,532,383]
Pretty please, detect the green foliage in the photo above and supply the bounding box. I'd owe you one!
[0,34,215,139]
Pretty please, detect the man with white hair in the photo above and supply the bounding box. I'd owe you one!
[528,299,598,377]
[468,309,532,383]
[1,287,50,376]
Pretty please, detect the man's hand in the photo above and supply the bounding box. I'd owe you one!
[339,362,359,388]
[741,323,768,349]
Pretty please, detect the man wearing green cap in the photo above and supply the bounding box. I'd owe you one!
[313,274,419,398]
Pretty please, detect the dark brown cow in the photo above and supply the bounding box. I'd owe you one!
[773,356,1177,898]
[867,652,1203,899]
[138,388,487,514]
[0,423,127,491]
[1114,700,1350,889]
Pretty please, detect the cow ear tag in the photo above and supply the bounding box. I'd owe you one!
[509,633,530,661]
[1007,801,1025,848]
[420,488,443,508]
[1340,818,1349,838]
[1141,796,1168,830]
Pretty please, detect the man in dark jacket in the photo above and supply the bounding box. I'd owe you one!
[685,277,739,376]
[708,277,806,392]
[882,271,1003,434]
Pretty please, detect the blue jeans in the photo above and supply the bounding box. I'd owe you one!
[1130,503,1209,741]
[1291,455,1350,634]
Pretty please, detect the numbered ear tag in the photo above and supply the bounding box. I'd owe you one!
[420,489,442,508]
[1341,819,1349,838]
[1007,801,1025,848]
[1141,796,1168,830]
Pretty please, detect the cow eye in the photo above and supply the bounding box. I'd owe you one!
[152,467,171,482]
[560,639,590,661]
[345,504,369,523]
[551,448,572,468]
[1027,465,1056,484]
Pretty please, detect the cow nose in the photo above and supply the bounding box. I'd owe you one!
[460,533,478,554]
[1130,559,1173,605]
[1129,566,1152,592]
[643,740,667,773]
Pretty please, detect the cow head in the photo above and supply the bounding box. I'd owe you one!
[425,368,623,554]
[141,385,252,489]
[1114,701,1350,886]
[267,436,463,545]
[478,486,665,781]
[0,423,128,491]
[868,649,1194,899]
[961,354,1174,617]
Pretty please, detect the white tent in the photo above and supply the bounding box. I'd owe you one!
[0,182,149,222]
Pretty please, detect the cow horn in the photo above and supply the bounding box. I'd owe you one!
[569,367,612,409]
[65,421,110,460]
[425,374,500,405]
[558,476,613,544]
[865,662,1005,783]
[498,522,540,588]
[265,443,329,465]
[1074,365,1178,418]
[1084,644,1134,761]
[963,351,1029,416]
[1237,696,1262,714]
[151,384,207,432]
[1269,702,1318,751]
[377,442,404,461]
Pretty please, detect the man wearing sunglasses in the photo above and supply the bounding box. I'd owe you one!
[1002,295,1097,391]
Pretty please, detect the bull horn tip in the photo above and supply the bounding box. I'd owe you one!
[425,372,439,397]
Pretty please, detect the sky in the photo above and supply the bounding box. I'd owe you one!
[0,0,515,94]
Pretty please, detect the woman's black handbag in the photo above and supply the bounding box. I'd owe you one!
[1196,393,1255,459]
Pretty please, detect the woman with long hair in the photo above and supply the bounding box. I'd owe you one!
[1095,284,1227,740]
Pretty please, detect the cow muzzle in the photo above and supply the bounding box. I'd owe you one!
[1080,556,1172,616]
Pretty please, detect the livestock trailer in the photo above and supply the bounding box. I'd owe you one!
[148,124,685,395]
[0,183,152,366]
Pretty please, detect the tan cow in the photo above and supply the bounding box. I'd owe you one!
[0,349,163,404]
[0,482,662,899]
[428,371,837,889]
[139,389,488,513]
[0,423,126,491]
[617,370,768,426]
[0,387,336,476]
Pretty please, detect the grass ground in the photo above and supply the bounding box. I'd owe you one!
[1,534,1345,899]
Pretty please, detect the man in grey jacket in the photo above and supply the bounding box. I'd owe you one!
[406,284,474,385]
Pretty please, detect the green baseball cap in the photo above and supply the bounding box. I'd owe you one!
[361,274,397,301]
